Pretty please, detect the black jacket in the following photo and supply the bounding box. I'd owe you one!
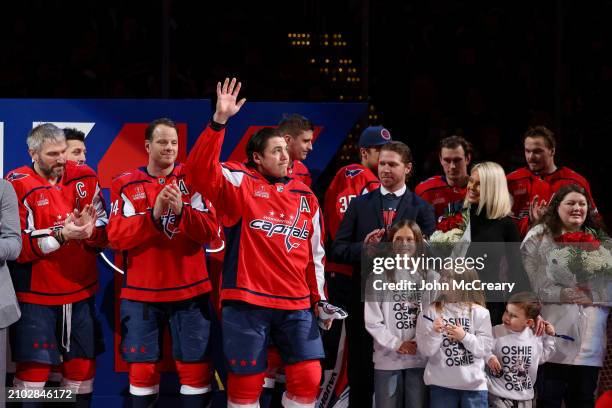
[331,187,436,268]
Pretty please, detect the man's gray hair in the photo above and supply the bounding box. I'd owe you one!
[27,123,65,152]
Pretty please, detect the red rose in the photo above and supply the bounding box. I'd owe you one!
[555,232,600,251]
[437,213,464,233]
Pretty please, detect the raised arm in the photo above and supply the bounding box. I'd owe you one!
[186,78,247,222]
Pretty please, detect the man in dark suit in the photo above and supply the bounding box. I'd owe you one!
[331,141,435,407]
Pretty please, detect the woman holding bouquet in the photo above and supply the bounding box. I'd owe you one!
[521,183,609,407]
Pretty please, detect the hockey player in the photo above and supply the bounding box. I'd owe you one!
[507,125,597,236]
[64,127,87,164]
[415,135,472,219]
[107,118,219,407]
[278,114,314,187]
[186,78,345,408]
[6,123,108,406]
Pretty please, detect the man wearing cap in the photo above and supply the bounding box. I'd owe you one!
[415,135,472,219]
[319,126,391,406]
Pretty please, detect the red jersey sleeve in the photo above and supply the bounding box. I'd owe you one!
[186,124,246,225]
[84,178,109,249]
[305,197,326,304]
[6,172,48,263]
[177,193,220,246]
[107,175,164,250]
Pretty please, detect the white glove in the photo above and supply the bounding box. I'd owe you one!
[317,301,348,330]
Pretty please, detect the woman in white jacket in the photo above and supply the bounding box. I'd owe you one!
[521,183,609,407]
[364,220,436,408]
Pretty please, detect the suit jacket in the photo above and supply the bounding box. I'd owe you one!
[331,187,435,267]
[0,179,21,328]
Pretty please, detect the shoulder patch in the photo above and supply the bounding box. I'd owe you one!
[345,168,364,178]
[6,172,29,181]
[113,171,133,180]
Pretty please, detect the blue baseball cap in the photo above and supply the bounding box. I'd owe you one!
[358,126,392,148]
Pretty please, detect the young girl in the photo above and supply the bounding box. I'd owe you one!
[364,220,437,408]
[415,268,493,408]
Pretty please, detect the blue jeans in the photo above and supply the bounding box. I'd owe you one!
[374,368,427,408]
[430,385,487,408]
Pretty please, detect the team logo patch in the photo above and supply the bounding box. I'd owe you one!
[114,171,132,179]
[381,128,391,140]
[36,193,49,207]
[158,178,165,185]
[7,172,28,181]
[254,185,269,199]
[345,168,364,178]
[160,209,179,239]
[249,205,310,252]
[276,184,284,192]
[514,188,527,195]
[131,185,146,201]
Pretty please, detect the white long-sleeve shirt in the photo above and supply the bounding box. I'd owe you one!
[416,302,493,391]
[487,325,555,400]
[364,269,438,370]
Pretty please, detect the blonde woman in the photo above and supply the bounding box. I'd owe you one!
[463,162,531,324]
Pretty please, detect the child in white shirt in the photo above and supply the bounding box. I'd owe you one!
[416,269,493,408]
[486,292,556,408]
[365,220,437,408]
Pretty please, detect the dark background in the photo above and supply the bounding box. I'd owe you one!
[2,0,609,224]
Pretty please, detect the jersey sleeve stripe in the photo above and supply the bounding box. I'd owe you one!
[120,193,146,217]
[189,192,209,212]
[221,166,245,187]
[311,208,326,301]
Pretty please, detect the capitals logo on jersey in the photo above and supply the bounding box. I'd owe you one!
[160,209,180,239]
[248,196,312,253]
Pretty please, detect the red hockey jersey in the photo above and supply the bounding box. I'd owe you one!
[186,124,326,310]
[507,166,597,236]
[107,164,218,302]
[288,160,312,187]
[324,163,379,276]
[415,175,467,219]
[6,163,108,305]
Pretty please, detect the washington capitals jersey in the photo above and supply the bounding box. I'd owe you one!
[107,164,217,302]
[415,175,467,219]
[324,163,379,276]
[186,124,326,310]
[288,160,312,187]
[507,166,597,236]
[6,163,108,305]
